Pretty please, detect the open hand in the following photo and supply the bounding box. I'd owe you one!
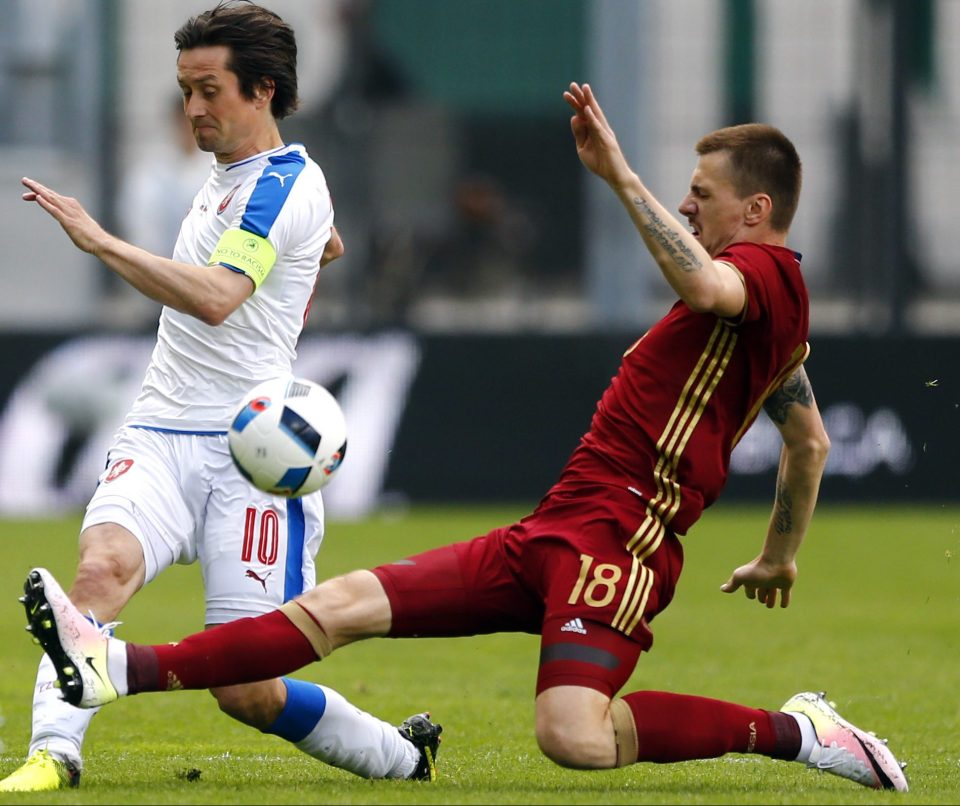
[22,177,107,255]
[562,82,633,186]
[721,556,798,609]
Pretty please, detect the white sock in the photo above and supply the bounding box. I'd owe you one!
[27,654,99,769]
[787,712,818,762]
[106,637,129,697]
[287,684,418,779]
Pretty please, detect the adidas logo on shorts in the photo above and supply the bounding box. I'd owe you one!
[560,618,588,635]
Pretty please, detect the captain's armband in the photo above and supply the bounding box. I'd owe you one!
[208,228,277,289]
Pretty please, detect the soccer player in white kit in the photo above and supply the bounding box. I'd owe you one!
[0,2,439,792]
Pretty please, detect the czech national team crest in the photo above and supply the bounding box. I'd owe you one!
[104,458,134,483]
[218,183,241,215]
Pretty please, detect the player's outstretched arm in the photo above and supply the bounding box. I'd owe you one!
[562,84,743,317]
[22,176,251,325]
[721,367,830,608]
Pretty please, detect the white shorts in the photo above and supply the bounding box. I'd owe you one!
[82,426,324,624]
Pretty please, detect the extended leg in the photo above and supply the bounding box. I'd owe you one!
[535,684,907,791]
[22,567,441,781]
[0,525,144,793]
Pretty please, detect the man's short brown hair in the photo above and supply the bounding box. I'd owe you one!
[696,124,802,232]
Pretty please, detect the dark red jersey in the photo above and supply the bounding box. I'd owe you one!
[552,242,809,537]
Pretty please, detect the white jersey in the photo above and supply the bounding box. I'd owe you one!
[125,143,333,431]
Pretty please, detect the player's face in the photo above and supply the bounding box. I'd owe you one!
[177,45,267,163]
[677,151,749,258]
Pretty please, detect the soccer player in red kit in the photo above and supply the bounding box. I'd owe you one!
[24,83,908,791]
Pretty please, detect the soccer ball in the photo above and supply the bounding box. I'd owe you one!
[228,376,347,497]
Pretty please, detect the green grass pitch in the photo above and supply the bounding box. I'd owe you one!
[0,503,958,804]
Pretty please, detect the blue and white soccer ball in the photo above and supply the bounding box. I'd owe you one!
[228,377,347,497]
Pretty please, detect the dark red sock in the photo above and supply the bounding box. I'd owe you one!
[125,610,318,693]
[621,691,800,762]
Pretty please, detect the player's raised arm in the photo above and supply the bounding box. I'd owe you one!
[564,82,744,318]
[721,366,830,608]
[22,176,252,325]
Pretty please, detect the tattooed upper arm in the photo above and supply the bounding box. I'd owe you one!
[763,365,814,425]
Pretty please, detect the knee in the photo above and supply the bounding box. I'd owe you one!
[536,714,608,770]
[210,682,284,730]
[74,525,144,596]
[72,553,139,611]
[74,553,129,589]
[535,686,618,769]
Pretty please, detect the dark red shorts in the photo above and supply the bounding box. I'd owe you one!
[372,486,683,697]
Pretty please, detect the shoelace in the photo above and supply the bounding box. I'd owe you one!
[19,750,68,773]
[85,611,122,636]
[23,752,51,769]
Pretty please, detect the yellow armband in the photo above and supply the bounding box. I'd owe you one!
[208,228,277,289]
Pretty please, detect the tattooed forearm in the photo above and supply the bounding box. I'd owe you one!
[632,196,703,272]
[773,477,793,534]
[763,366,814,425]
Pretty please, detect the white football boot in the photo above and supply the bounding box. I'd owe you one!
[781,691,908,791]
[22,568,119,709]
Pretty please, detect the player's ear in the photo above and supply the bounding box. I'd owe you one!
[744,193,772,227]
[255,79,275,106]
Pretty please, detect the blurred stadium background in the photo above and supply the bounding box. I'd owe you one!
[0,0,957,519]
